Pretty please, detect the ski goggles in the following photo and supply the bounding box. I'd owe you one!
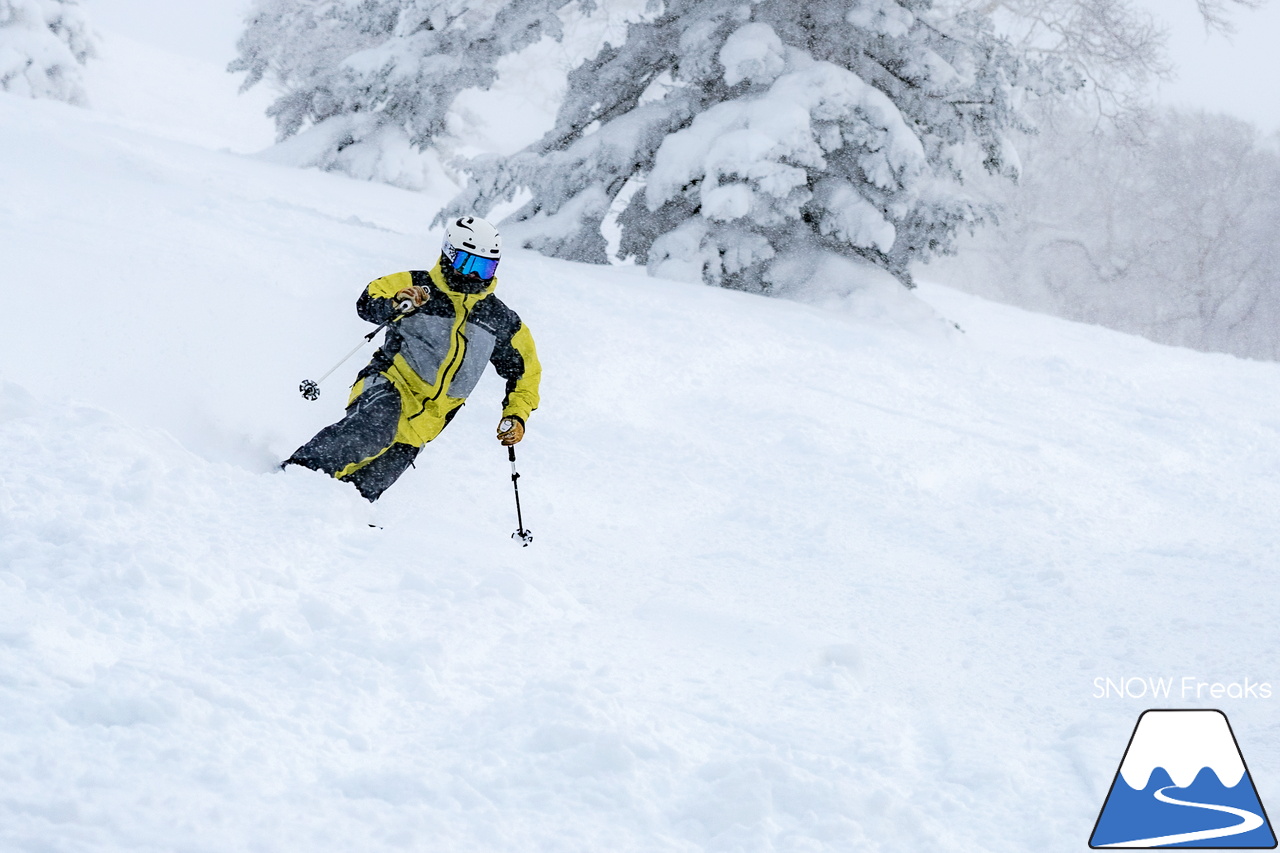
[447,248,500,280]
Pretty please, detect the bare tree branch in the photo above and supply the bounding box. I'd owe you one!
[1197,0,1266,35]
[940,0,1268,124]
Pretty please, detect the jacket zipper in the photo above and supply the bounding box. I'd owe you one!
[409,295,472,419]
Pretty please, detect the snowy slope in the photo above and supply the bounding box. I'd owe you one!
[84,28,276,154]
[5,85,1280,852]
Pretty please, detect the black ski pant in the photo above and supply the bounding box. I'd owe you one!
[285,375,421,502]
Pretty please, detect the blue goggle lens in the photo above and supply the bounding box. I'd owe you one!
[451,249,499,280]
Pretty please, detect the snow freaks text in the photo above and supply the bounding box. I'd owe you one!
[1093,677,1273,700]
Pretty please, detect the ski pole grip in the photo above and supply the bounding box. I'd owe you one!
[508,445,516,462]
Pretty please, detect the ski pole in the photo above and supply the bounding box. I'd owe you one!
[299,301,413,400]
[508,445,532,546]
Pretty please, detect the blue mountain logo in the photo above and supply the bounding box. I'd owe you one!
[1091,709,1276,848]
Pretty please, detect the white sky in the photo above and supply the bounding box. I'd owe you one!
[87,0,1280,134]
[1139,0,1280,133]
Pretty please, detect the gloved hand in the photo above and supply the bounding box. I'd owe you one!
[496,416,524,446]
[395,286,430,312]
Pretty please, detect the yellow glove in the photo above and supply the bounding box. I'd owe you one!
[497,417,524,446]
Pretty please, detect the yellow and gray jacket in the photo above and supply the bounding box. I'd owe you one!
[350,264,541,447]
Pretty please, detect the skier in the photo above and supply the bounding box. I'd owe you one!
[283,215,540,501]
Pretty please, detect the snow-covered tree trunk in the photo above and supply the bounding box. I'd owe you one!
[0,0,94,105]
[230,0,593,189]
[450,0,1065,294]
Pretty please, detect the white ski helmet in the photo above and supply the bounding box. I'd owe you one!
[442,215,501,280]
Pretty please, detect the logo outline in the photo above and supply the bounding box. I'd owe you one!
[1090,708,1277,849]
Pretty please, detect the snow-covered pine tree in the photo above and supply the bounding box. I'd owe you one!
[450,0,1064,292]
[0,0,94,105]
[230,0,594,189]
